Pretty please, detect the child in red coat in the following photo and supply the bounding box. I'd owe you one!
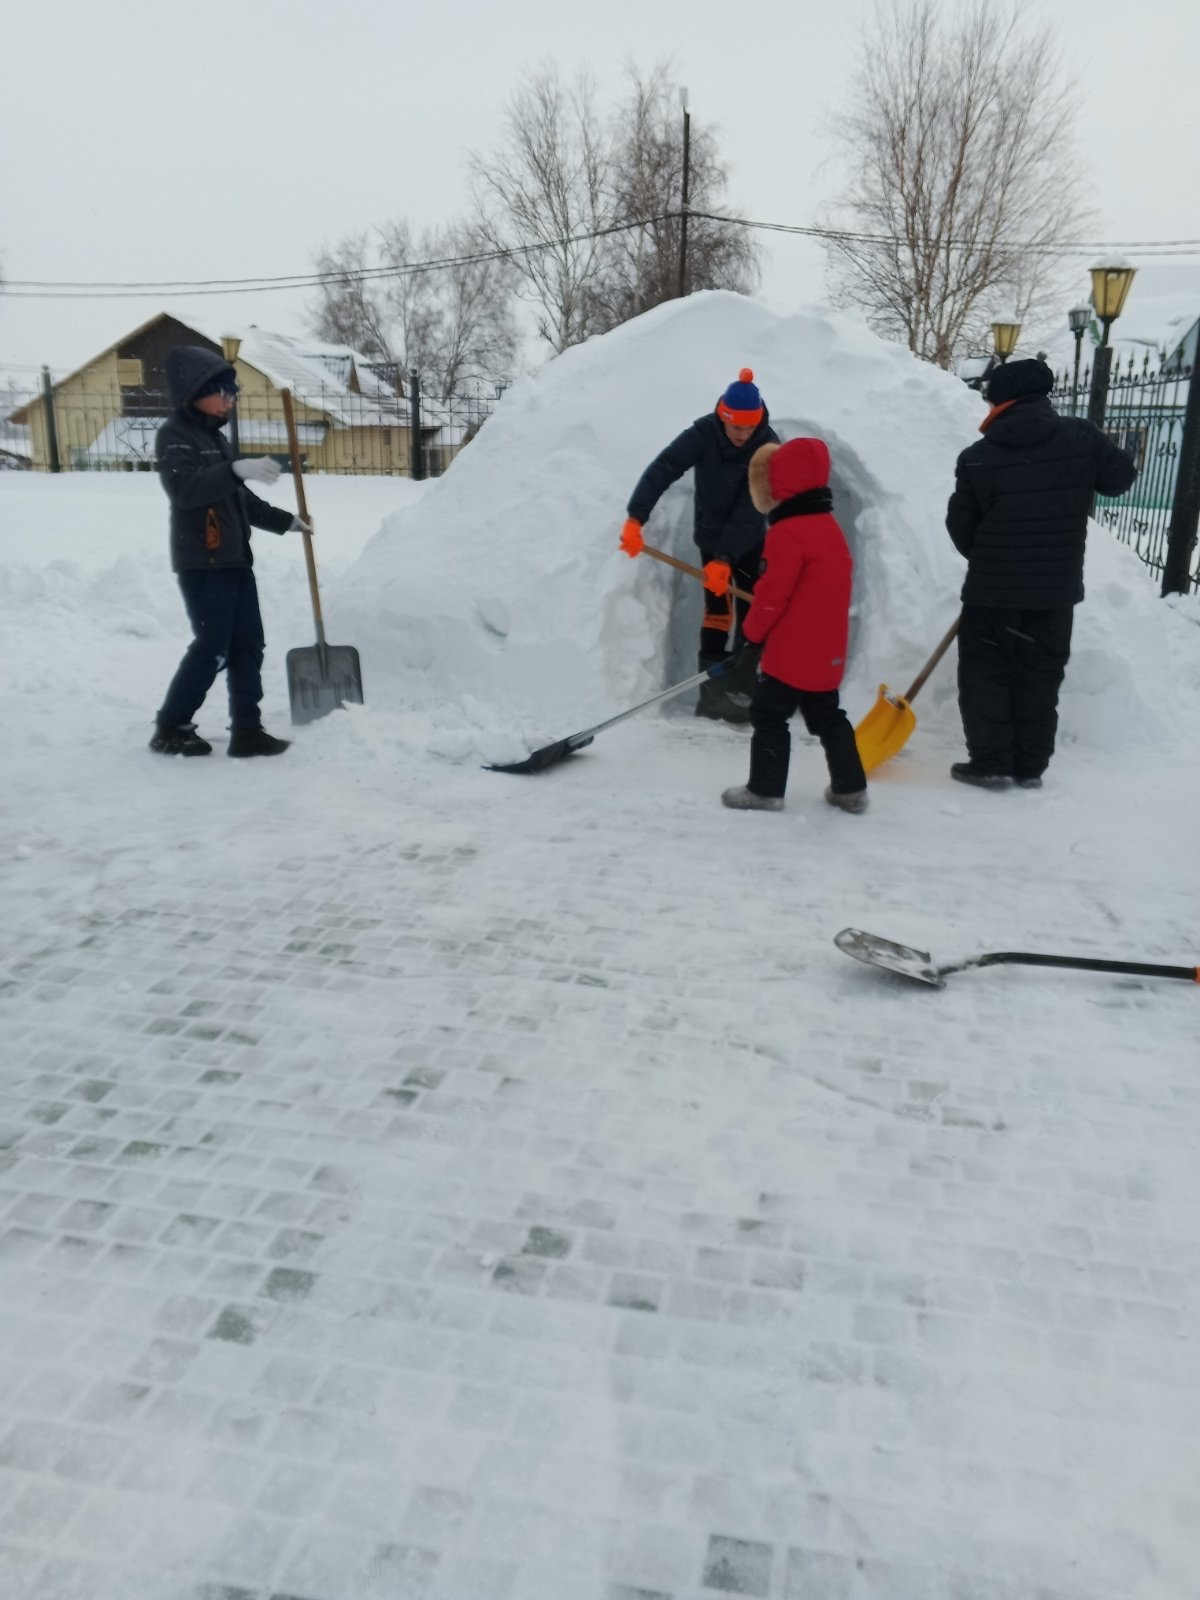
[720,438,868,814]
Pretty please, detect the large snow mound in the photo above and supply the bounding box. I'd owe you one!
[336,292,1197,767]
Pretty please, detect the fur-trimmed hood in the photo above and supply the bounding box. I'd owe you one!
[749,437,831,512]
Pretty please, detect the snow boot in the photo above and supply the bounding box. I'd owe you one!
[695,653,751,725]
[950,762,1011,789]
[721,785,783,812]
[228,726,291,758]
[1014,774,1043,789]
[149,719,212,757]
[824,785,868,814]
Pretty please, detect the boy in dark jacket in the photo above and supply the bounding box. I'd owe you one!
[151,345,309,757]
[620,369,778,722]
[945,358,1137,788]
[721,438,867,814]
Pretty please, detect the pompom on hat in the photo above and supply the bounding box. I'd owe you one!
[716,367,764,428]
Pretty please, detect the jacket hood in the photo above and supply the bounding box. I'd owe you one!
[981,394,1061,450]
[165,345,236,410]
[748,437,830,512]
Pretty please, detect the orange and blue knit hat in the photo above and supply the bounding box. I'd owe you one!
[716,368,764,428]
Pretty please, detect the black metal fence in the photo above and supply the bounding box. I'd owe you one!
[1,379,499,479]
[1051,348,1200,595]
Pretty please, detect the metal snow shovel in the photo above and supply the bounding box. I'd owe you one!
[486,651,754,775]
[638,540,755,603]
[834,927,1199,991]
[854,614,960,774]
[281,387,364,725]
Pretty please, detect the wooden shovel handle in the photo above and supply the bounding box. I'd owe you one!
[280,388,325,639]
[902,614,961,703]
[641,541,755,604]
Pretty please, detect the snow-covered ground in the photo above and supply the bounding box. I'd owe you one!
[2,295,1199,1600]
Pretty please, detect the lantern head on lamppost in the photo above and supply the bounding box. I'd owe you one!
[990,317,1022,364]
[1088,263,1137,348]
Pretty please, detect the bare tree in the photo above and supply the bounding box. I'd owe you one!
[428,220,519,402]
[589,63,761,331]
[470,65,616,353]
[822,1,1092,367]
[309,220,515,400]
[309,231,394,358]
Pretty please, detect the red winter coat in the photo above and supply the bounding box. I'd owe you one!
[741,438,853,692]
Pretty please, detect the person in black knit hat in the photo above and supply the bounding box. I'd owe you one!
[150,346,312,758]
[619,368,779,722]
[944,356,1137,789]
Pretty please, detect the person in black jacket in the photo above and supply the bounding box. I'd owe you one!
[945,357,1137,788]
[620,369,778,722]
[151,346,310,757]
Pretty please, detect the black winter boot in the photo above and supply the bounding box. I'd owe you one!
[228,726,290,758]
[950,762,1011,789]
[149,719,212,757]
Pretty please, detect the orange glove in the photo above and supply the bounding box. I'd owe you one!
[620,518,644,558]
[703,559,732,596]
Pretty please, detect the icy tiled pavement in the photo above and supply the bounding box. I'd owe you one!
[2,714,1199,1600]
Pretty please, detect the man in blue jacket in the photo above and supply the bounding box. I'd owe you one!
[621,369,778,722]
[151,346,309,757]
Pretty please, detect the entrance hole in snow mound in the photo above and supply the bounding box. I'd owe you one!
[655,421,879,714]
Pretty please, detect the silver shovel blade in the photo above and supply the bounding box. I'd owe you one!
[287,644,364,726]
[833,928,945,987]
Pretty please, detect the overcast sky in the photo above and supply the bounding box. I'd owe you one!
[2,0,1197,382]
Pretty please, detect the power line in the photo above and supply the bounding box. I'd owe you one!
[3,213,1199,299]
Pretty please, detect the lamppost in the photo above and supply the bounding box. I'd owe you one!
[677,86,691,299]
[990,317,1022,365]
[220,335,242,456]
[1086,262,1137,429]
[1068,304,1090,410]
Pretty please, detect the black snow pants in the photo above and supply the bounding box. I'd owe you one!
[748,673,867,799]
[159,568,267,731]
[698,545,761,665]
[957,604,1074,780]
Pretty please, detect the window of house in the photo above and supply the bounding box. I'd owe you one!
[117,359,144,387]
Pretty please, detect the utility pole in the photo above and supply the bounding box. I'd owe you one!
[676,87,691,299]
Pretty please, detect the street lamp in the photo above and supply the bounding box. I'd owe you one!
[1068,304,1090,407]
[220,335,242,455]
[1089,263,1137,348]
[1086,263,1136,429]
[990,317,1022,363]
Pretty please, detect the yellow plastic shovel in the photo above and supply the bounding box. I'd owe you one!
[855,615,960,774]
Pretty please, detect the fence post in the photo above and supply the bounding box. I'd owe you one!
[1161,360,1200,596]
[41,366,61,473]
[410,369,424,481]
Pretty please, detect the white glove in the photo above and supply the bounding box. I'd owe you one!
[232,457,282,485]
[289,516,313,536]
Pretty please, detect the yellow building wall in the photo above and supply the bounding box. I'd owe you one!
[22,353,123,470]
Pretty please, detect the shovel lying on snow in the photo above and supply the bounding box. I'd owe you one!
[854,615,960,774]
[834,927,1199,990]
[486,650,755,774]
[281,388,364,725]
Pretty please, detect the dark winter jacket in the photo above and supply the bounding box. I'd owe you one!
[627,407,779,562]
[945,395,1137,608]
[156,346,293,573]
[741,438,853,693]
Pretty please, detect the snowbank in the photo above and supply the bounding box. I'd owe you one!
[336,292,1196,765]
